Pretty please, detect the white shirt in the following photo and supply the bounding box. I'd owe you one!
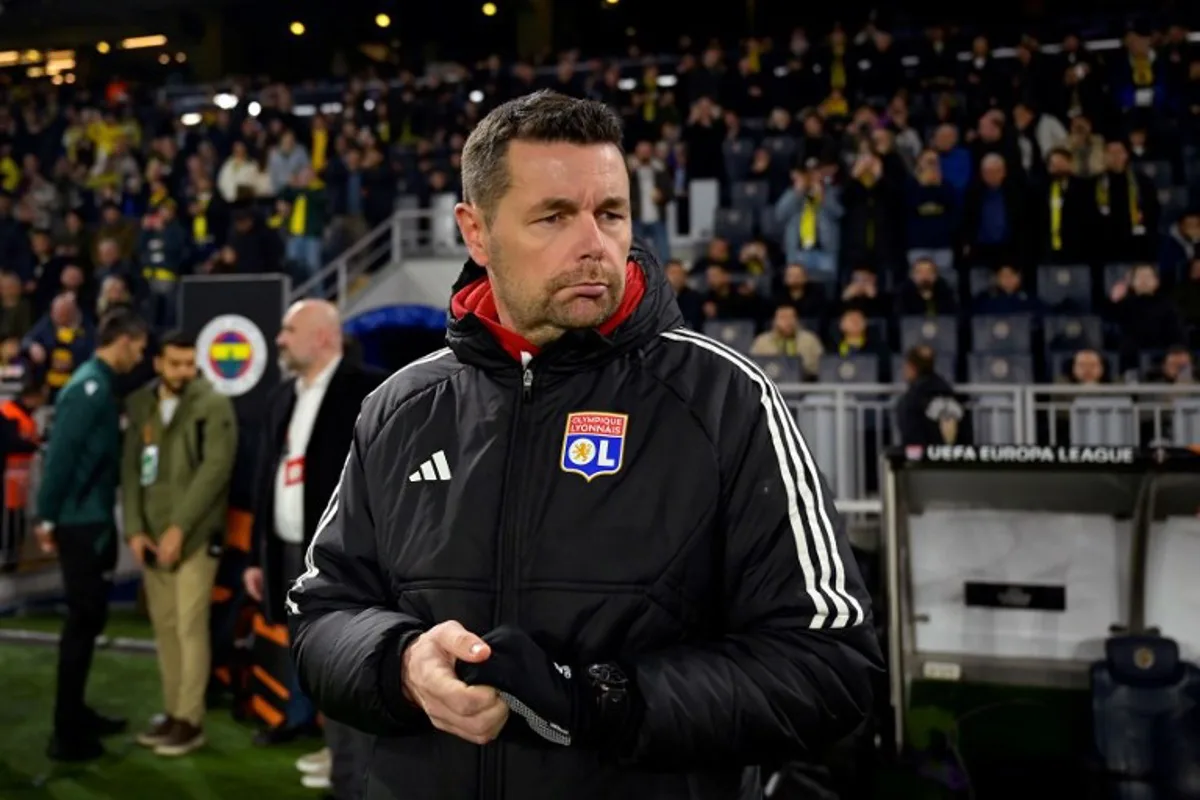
[274,356,341,544]
[635,164,660,224]
[159,395,179,427]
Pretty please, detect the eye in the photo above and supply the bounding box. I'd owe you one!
[599,211,626,221]
[538,213,563,225]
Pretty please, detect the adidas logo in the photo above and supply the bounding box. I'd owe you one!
[408,450,452,483]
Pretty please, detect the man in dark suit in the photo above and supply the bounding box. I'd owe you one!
[243,299,385,798]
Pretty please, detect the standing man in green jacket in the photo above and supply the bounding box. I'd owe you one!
[35,307,149,762]
[121,329,237,757]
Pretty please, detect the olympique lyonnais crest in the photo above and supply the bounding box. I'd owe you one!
[560,412,628,481]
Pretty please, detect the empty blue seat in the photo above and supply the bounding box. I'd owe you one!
[968,353,1034,383]
[703,319,755,353]
[722,139,755,182]
[753,355,803,384]
[972,314,1033,354]
[1045,314,1103,352]
[731,181,771,211]
[899,316,958,358]
[1037,264,1092,311]
[759,206,782,240]
[713,207,754,243]
[969,266,994,298]
[817,354,880,384]
[761,136,797,168]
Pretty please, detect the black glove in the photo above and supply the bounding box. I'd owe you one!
[456,625,640,751]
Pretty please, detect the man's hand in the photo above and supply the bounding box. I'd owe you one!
[34,522,55,555]
[128,534,157,567]
[402,621,509,745]
[243,566,264,601]
[28,343,46,365]
[157,525,183,567]
[456,626,597,748]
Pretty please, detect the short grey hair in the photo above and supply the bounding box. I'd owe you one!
[460,90,624,225]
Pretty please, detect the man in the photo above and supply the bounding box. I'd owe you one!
[22,292,94,396]
[244,299,384,795]
[36,308,149,761]
[121,330,238,757]
[896,345,965,446]
[0,377,47,572]
[749,303,824,379]
[628,140,673,262]
[288,91,880,799]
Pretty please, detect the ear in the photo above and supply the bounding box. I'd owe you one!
[454,202,490,267]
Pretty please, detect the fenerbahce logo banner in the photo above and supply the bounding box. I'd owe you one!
[196,314,270,397]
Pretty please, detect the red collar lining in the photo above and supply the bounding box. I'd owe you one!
[450,261,645,362]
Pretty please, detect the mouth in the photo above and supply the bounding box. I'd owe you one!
[561,283,608,299]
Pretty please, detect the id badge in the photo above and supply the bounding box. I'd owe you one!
[140,445,160,487]
[284,456,305,486]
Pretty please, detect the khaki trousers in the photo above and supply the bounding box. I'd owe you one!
[143,551,219,726]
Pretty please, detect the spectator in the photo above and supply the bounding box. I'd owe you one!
[701,263,760,321]
[663,259,703,330]
[931,123,971,196]
[1171,256,1200,334]
[1161,208,1200,280]
[896,257,957,317]
[628,140,674,262]
[0,271,33,342]
[691,237,733,273]
[1012,101,1068,176]
[833,307,885,359]
[267,130,312,196]
[841,151,899,270]
[773,263,828,323]
[750,303,824,378]
[93,201,137,262]
[839,266,889,318]
[1108,264,1187,368]
[137,202,191,328]
[1094,140,1159,263]
[896,345,965,445]
[1148,346,1195,385]
[774,163,842,278]
[1038,147,1095,265]
[279,166,329,282]
[23,292,95,394]
[1064,348,1108,385]
[963,153,1029,268]
[905,149,958,270]
[973,264,1041,316]
[220,207,284,275]
[1066,114,1107,177]
[0,377,47,572]
[217,140,268,203]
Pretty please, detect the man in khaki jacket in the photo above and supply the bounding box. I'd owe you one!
[121,329,237,757]
[749,303,825,379]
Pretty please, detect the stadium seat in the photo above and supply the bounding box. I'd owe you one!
[752,355,803,384]
[1172,400,1200,445]
[713,207,754,244]
[703,319,755,353]
[891,353,955,383]
[1048,350,1120,381]
[722,139,755,182]
[1069,397,1137,445]
[972,314,1033,354]
[818,354,880,384]
[1137,160,1175,190]
[758,206,782,241]
[1139,350,1167,376]
[968,353,1034,383]
[1037,264,1092,312]
[899,316,958,358]
[731,181,771,212]
[761,136,797,168]
[1044,314,1103,352]
[968,266,993,298]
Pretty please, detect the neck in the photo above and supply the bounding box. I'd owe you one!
[95,347,119,370]
[157,381,177,399]
[300,352,337,385]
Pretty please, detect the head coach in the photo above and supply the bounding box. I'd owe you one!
[286,90,882,800]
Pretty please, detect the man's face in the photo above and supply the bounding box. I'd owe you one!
[841,310,866,338]
[707,238,729,262]
[665,262,686,291]
[772,306,798,337]
[1105,142,1128,172]
[276,304,326,374]
[1180,214,1200,241]
[98,241,119,267]
[60,265,84,291]
[912,260,936,289]
[997,266,1020,294]
[1048,153,1073,179]
[634,141,652,162]
[783,265,806,289]
[1073,350,1103,383]
[115,335,149,373]
[981,158,1005,187]
[1131,266,1158,295]
[0,275,19,302]
[706,265,730,291]
[156,344,197,394]
[457,141,632,343]
[102,206,120,225]
[1164,351,1192,380]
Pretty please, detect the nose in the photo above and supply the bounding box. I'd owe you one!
[571,213,607,261]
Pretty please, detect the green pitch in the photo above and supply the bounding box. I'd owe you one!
[0,642,320,800]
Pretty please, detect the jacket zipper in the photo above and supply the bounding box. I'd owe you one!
[483,355,535,800]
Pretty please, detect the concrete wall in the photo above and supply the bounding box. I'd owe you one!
[344,257,463,318]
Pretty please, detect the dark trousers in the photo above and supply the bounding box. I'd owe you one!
[53,523,117,736]
[280,541,316,729]
[327,719,371,800]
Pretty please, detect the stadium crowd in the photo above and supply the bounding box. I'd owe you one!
[0,15,1198,795]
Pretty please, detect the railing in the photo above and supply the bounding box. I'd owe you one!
[776,382,1200,510]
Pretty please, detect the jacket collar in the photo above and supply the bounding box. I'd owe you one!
[445,243,681,375]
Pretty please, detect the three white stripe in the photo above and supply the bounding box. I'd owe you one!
[286,348,457,617]
[661,328,864,629]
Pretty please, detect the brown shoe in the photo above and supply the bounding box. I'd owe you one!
[136,714,175,748]
[153,720,206,757]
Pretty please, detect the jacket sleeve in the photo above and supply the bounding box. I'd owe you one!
[120,400,148,539]
[37,383,102,526]
[170,393,237,541]
[287,423,431,737]
[627,376,883,768]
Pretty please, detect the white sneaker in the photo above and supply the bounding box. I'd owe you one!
[295,747,331,774]
[301,771,332,790]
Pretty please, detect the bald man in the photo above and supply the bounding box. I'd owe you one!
[244,300,385,795]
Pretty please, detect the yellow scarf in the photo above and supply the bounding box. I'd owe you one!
[839,335,864,357]
[290,193,308,236]
[1130,55,1153,86]
[192,195,210,242]
[799,195,819,249]
[830,43,846,90]
[1095,171,1142,233]
[1050,180,1064,251]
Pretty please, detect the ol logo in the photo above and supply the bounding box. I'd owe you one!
[196,314,269,397]
[561,412,627,481]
